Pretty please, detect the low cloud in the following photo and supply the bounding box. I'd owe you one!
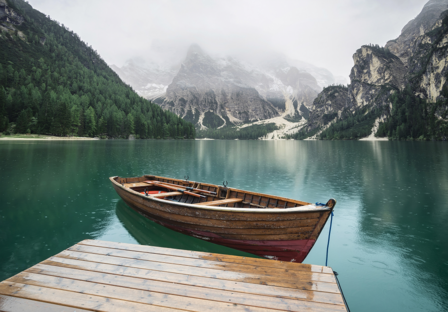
[29,0,429,77]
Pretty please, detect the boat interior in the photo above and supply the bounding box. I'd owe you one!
[113,175,332,209]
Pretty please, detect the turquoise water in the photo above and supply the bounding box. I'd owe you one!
[0,140,447,311]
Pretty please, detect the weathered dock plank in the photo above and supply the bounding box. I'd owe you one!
[0,239,348,311]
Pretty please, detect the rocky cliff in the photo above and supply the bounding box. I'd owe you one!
[152,45,330,128]
[0,0,24,38]
[385,0,448,66]
[349,46,407,107]
[112,43,343,129]
[0,0,23,27]
[159,44,279,126]
[306,85,351,130]
[407,10,448,103]
[304,46,406,132]
[299,0,448,140]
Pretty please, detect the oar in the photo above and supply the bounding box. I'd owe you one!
[145,180,217,196]
[145,181,205,198]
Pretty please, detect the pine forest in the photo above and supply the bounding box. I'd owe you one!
[0,0,195,139]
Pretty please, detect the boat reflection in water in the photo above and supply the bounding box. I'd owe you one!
[115,201,259,257]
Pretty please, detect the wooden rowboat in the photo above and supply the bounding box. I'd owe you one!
[110,175,336,262]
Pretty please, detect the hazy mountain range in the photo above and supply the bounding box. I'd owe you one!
[111,44,347,128]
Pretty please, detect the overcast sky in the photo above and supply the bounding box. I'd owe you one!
[27,0,430,78]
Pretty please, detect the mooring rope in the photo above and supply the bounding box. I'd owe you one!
[315,206,350,311]
[325,210,334,266]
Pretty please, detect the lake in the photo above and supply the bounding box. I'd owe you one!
[0,140,447,311]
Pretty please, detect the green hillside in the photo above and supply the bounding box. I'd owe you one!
[0,0,195,139]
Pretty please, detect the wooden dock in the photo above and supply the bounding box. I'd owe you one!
[0,240,348,311]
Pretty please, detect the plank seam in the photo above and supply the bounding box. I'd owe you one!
[0,281,193,312]
[0,293,97,311]
[17,272,345,310]
[60,250,337,284]
[74,243,334,275]
[45,257,341,295]
[28,267,345,306]
[69,245,335,277]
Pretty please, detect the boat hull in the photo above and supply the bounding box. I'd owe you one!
[152,219,316,262]
[111,176,332,263]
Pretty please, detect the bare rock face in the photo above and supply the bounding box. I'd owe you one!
[161,44,279,125]
[158,46,330,128]
[386,0,448,66]
[407,10,448,103]
[301,0,448,139]
[0,0,24,30]
[111,43,342,128]
[306,85,351,130]
[349,46,406,107]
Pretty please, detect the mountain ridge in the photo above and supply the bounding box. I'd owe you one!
[293,0,448,141]
[111,44,345,130]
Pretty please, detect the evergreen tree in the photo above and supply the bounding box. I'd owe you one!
[162,123,169,138]
[51,103,64,135]
[0,64,4,85]
[98,116,107,135]
[0,87,6,131]
[6,65,14,85]
[15,110,28,133]
[124,113,134,137]
[13,71,19,87]
[61,102,71,136]
[70,105,81,135]
[84,106,96,137]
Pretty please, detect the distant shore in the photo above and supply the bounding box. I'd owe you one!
[0,135,99,141]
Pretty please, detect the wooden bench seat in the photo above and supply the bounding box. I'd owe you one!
[124,183,151,188]
[150,192,183,198]
[194,198,243,206]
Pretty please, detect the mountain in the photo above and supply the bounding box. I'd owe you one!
[385,0,448,66]
[112,44,342,129]
[294,0,448,141]
[0,0,195,139]
[109,41,187,100]
[110,58,179,100]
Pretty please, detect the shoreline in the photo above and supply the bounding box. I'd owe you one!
[0,136,99,141]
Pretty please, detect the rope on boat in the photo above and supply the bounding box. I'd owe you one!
[314,202,334,266]
[325,210,334,267]
[315,202,334,266]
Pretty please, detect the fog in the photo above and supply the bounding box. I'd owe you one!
[28,0,430,78]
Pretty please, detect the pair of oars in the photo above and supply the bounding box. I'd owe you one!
[144,180,216,198]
